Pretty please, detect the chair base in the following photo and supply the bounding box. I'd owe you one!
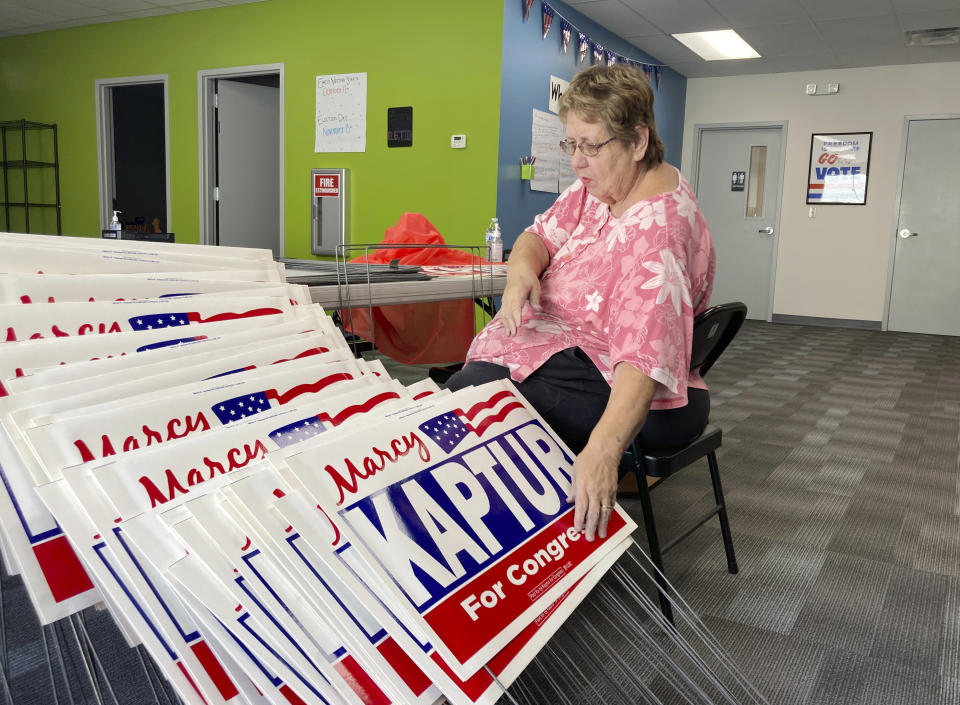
[630,431,738,624]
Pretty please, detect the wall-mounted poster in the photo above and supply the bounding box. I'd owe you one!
[807,132,872,204]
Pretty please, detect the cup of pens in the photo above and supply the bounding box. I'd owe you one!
[520,156,535,180]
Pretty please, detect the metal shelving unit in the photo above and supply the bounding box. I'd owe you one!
[0,119,62,234]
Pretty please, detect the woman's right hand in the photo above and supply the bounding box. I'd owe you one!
[499,270,541,336]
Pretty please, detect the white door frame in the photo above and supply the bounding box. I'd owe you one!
[197,63,284,255]
[691,121,788,322]
[95,75,171,232]
[882,113,960,331]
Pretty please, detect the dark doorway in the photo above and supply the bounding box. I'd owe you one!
[111,84,167,233]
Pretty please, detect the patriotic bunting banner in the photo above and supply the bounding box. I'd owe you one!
[541,2,554,39]
[592,42,604,65]
[535,3,667,89]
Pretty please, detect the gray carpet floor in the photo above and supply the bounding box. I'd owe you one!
[2,320,958,704]
[614,320,960,705]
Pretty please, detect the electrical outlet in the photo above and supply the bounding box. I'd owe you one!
[826,82,839,94]
[805,83,817,95]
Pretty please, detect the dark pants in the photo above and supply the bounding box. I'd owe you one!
[446,348,710,457]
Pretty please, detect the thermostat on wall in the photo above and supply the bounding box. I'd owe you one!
[451,134,467,149]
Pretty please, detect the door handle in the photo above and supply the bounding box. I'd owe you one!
[758,226,774,235]
[898,228,918,239]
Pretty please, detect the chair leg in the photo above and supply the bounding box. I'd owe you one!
[707,451,738,574]
[635,463,674,624]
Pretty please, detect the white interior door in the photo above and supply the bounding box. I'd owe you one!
[887,118,960,336]
[694,126,784,320]
[216,79,280,256]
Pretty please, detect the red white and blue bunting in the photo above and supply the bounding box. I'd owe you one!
[523,0,668,89]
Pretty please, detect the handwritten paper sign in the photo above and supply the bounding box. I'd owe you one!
[548,75,568,115]
[315,73,367,153]
[530,109,577,194]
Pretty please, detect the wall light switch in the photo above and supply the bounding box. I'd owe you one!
[805,83,817,95]
[451,134,466,149]
[808,206,816,218]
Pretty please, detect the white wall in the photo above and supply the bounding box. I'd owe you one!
[681,62,960,323]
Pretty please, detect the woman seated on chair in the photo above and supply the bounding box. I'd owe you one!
[447,63,715,543]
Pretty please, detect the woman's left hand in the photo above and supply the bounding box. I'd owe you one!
[568,441,621,541]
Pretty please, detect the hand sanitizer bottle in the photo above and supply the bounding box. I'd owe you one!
[110,210,122,236]
[486,217,503,262]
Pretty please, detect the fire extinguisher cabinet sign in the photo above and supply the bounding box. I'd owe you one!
[310,168,350,255]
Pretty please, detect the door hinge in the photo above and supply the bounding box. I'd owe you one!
[213,92,218,109]
[214,187,219,202]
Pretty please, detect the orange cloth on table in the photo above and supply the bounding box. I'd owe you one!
[340,212,481,365]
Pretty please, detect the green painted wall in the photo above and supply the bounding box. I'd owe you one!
[0,0,503,255]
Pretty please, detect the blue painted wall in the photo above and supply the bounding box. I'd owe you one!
[496,0,687,247]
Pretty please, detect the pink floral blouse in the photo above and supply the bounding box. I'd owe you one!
[466,169,715,410]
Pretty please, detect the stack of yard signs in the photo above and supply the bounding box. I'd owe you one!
[0,232,641,705]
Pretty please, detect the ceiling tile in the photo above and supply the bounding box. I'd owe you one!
[906,43,960,61]
[148,0,206,6]
[571,0,660,38]
[815,13,904,51]
[168,1,225,11]
[708,0,811,27]
[0,10,29,28]
[831,45,912,66]
[120,6,175,17]
[738,22,829,56]
[0,3,61,24]
[891,0,960,11]
[797,0,897,22]
[83,0,155,12]
[17,0,107,20]
[896,8,960,30]
[619,0,729,34]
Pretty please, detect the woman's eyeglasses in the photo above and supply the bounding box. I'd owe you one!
[558,136,616,156]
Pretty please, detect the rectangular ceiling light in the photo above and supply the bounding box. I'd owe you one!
[672,29,760,60]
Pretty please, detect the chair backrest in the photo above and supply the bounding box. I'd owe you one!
[689,302,747,377]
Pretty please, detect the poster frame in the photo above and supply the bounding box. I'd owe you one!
[807,131,873,205]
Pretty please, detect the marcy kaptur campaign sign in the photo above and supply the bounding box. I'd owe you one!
[36,382,426,705]
[8,353,373,618]
[0,273,306,305]
[0,296,294,344]
[0,307,324,623]
[283,379,637,680]
[0,312,333,396]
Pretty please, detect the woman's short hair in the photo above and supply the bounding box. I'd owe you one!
[558,63,665,169]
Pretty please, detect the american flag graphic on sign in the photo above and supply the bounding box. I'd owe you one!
[129,313,191,330]
[210,373,354,424]
[267,390,403,448]
[418,389,524,453]
[268,417,328,448]
[128,307,281,330]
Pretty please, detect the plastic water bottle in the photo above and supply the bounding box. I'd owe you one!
[486,217,503,263]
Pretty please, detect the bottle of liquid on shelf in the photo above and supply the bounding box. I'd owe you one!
[110,210,122,236]
[485,217,503,263]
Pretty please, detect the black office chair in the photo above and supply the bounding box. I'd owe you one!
[622,301,747,622]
